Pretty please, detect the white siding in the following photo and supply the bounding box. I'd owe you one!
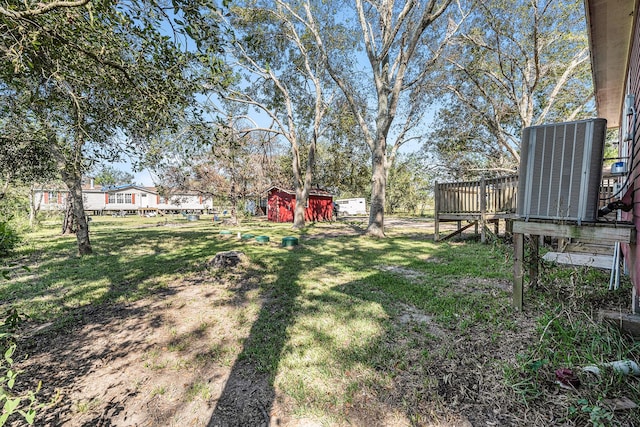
[33,186,213,213]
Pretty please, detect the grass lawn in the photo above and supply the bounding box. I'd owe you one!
[1,215,639,426]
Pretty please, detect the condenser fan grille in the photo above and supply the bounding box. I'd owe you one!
[517,119,606,223]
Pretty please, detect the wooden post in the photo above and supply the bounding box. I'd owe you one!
[434,181,440,241]
[480,177,487,243]
[557,237,567,251]
[506,219,513,236]
[513,232,524,310]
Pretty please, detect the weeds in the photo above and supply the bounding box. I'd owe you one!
[0,307,43,426]
[504,261,640,425]
[185,381,211,402]
[0,221,20,257]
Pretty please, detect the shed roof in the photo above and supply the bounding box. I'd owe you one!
[585,0,636,128]
[266,186,334,197]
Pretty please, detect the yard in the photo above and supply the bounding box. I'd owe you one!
[1,215,639,426]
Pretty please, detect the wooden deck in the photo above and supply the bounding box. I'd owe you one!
[434,175,620,242]
[435,175,640,320]
[434,176,518,242]
[512,219,636,310]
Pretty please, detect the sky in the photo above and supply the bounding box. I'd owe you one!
[134,170,156,187]
[108,160,157,187]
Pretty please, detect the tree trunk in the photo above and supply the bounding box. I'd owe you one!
[367,141,386,238]
[29,185,42,228]
[228,179,238,226]
[293,186,308,228]
[291,143,307,229]
[62,172,92,255]
[62,196,75,235]
[0,180,9,202]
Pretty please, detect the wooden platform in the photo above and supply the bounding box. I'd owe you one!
[434,176,518,243]
[600,310,640,339]
[513,220,636,310]
[542,252,614,270]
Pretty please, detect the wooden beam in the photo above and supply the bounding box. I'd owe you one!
[438,213,515,221]
[480,177,487,244]
[440,221,477,241]
[434,181,440,241]
[599,310,640,338]
[530,235,539,288]
[564,242,614,255]
[513,221,635,243]
[513,233,524,310]
[542,252,614,270]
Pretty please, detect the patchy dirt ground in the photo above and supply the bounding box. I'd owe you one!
[8,219,626,426]
[12,275,539,426]
[15,264,299,427]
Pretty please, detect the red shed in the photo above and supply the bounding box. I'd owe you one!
[266,186,334,223]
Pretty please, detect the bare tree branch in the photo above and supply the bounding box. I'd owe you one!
[0,0,89,19]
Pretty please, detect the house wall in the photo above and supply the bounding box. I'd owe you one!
[39,190,67,211]
[83,191,108,211]
[34,187,213,214]
[621,5,640,309]
[157,194,213,212]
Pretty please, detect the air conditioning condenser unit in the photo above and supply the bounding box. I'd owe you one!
[516,118,607,223]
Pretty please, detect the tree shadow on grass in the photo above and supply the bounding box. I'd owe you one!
[3,226,241,426]
[324,269,528,426]
[13,293,175,426]
[206,248,306,427]
[205,236,432,426]
[5,221,517,426]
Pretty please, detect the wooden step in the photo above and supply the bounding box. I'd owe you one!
[542,251,614,270]
[600,310,640,339]
[564,241,614,255]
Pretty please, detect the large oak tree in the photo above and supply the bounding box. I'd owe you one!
[1,0,225,255]
[301,0,462,236]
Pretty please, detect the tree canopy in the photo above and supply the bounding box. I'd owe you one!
[0,0,597,242]
[0,0,227,254]
[427,0,593,179]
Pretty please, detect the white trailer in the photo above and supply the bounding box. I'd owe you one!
[335,198,367,215]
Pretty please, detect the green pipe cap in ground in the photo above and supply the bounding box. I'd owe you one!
[281,236,299,247]
[255,236,270,243]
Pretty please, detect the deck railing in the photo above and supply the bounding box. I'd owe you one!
[435,175,518,216]
[434,174,622,242]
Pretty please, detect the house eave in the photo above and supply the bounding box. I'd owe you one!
[585,0,636,128]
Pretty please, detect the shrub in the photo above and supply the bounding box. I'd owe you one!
[0,222,19,258]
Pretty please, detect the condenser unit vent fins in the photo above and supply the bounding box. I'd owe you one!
[516,118,607,223]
